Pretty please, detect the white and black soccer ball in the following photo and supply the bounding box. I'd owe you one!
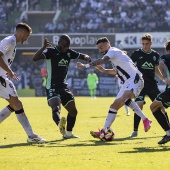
[99,127,114,141]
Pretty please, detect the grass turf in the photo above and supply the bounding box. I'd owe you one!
[0,97,170,170]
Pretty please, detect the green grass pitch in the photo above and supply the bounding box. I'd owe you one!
[0,97,170,170]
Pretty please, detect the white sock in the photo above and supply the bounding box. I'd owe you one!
[0,106,12,123]
[103,108,117,130]
[66,131,72,136]
[124,105,129,113]
[127,99,146,120]
[16,112,35,137]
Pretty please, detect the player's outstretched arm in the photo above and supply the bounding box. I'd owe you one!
[32,38,52,62]
[95,65,117,76]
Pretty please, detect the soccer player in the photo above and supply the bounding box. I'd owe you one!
[0,22,46,143]
[129,33,168,138]
[76,37,152,140]
[96,65,130,115]
[150,40,170,144]
[32,34,91,139]
[87,69,99,98]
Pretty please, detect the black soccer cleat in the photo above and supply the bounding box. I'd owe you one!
[158,135,170,144]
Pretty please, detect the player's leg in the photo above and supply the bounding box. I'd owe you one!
[0,105,14,123]
[7,96,46,143]
[124,77,152,133]
[150,91,170,144]
[62,89,79,139]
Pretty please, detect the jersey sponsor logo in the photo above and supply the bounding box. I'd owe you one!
[139,56,143,59]
[58,59,68,66]
[141,62,154,69]
[153,56,156,61]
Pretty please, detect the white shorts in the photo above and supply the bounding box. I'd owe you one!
[116,75,144,99]
[0,76,18,99]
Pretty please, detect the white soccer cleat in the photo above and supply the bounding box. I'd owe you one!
[27,135,46,144]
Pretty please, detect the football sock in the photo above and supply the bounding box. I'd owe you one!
[90,90,93,97]
[0,105,14,123]
[164,112,169,124]
[93,89,96,97]
[103,108,117,130]
[15,109,35,137]
[66,131,72,136]
[153,110,170,131]
[124,105,129,114]
[125,99,146,120]
[133,113,141,131]
[52,108,60,126]
[67,114,76,131]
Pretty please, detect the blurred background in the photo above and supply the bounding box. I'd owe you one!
[0,0,169,96]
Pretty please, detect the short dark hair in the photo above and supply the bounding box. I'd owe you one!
[16,22,32,33]
[59,34,71,46]
[96,37,110,45]
[165,40,170,51]
[141,33,152,41]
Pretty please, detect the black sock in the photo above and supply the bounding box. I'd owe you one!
[134,113,141,131]
[164,112,169,124]
[52,112,60,126]
[67,114,76,131]
[153,110,170,131]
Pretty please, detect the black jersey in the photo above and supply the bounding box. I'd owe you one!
[42,46,80,89]
[130,48,160,86]
[160,54,170,75]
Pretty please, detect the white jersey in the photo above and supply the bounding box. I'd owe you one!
[104,47,142,83]
[0,35,16,76]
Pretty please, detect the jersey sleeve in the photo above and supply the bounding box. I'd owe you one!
[0,38,11,55]
[69,49,81,59]
[42,47,55,59]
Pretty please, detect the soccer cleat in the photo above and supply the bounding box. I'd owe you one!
[58,117,66,135]
[27,135,46,144]
[158,135,170,144]
[143,118,152,132]
[129,131,138,138]
[90,129,104,139]
[63,134,79,139]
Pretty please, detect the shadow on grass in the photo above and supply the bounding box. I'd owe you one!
[0,143,30,149]
[119,145,170,153]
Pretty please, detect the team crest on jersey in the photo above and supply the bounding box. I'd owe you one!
[153,56,156,61]
[3,45,8,51]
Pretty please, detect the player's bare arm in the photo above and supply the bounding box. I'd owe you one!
[0,52,18,80]
[95,65,117,76]
[159,60,170,85]
[155,65,164,81]
[32,38,52,61]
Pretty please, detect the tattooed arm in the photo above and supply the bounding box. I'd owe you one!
[76,56,110,68]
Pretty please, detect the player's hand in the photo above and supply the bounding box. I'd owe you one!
[84,55,91,62]
[43,38,53,48]
[7,70,19,81]
[164,77,170,85]
[76,62,85,68]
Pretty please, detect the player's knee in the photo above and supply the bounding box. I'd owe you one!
[150,101,160,112]
[69,109,78,117]
[52,106,60,115]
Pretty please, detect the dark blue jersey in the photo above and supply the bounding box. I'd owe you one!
[130,48,160,86]
[42,46,80,89]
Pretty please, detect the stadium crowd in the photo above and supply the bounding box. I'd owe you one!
[1,0,170,34]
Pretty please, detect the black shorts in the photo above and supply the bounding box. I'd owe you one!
[135,84,160,104]
[155,86,170,108]
[46,87,74,107]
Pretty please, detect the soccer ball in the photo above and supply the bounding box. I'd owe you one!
[99,127,114,141]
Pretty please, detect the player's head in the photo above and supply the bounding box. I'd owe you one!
[141,33,153,53]
[58,34,71,53]
[165,40,170,54]
[15,22,32,44]
[90,69,94,74]
[96,37,110,55]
